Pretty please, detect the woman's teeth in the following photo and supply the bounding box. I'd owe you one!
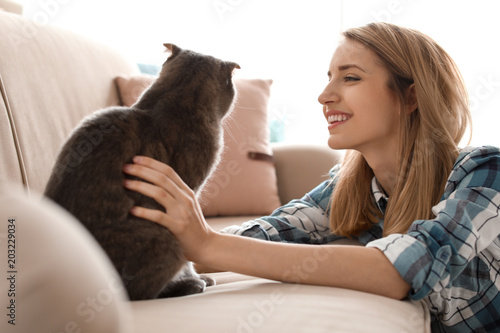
[328,114,350,123]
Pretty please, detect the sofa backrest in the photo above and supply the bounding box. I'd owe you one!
[0,86,23,185]
[0,0,22,14]
[0,11,138,195]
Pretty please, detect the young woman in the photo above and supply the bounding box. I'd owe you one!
[122,22,500,332]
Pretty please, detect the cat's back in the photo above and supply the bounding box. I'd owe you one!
[44,106,152,219]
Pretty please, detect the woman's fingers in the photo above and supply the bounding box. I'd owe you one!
[123,178,187,234]
[123,163,172,192]
[128,205,180,233]
[131,156,188,191]
[122,157,197,232]
[123,178,169,205]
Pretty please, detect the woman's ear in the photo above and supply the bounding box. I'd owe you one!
[406,83,418,114]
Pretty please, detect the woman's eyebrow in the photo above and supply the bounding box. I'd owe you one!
[338,64,366,72]
[328,64,367,78]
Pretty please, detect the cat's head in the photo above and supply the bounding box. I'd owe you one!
[160,43,240,120]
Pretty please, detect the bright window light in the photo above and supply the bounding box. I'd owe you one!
[18,0,500,147]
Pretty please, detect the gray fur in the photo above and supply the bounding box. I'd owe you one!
[44,44,238,300]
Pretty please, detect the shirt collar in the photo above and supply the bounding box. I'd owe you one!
[371,177,388,214]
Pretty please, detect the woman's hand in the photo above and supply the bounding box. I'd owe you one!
[122,156,215,262]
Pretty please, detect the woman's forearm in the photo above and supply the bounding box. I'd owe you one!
[200,232,410,300]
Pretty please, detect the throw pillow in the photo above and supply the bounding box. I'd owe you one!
[115,75,281,217]
[115,74,156,107]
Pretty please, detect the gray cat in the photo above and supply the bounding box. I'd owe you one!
[44,44,239,300]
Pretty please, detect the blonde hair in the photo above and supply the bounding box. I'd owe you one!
[329,22,471,237]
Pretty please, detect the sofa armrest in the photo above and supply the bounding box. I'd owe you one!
[0,186,132,332]
[271,143,343,205]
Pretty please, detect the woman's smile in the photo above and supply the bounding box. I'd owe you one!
[325,109,352,130]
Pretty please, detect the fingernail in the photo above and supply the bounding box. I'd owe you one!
[133,156,142,163]
[123,164,132,172]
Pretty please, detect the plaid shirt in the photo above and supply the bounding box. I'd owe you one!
[222,146,500,332]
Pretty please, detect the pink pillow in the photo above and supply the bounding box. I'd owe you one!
[115,75,281,217]
[115,74,156,107]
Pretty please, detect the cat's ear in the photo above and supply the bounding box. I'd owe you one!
[229,62,241,70]
[228,62,241,76]
[163,43,181,56]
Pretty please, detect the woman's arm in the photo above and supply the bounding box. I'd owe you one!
[201,232,409,299]
[123,156,410,300]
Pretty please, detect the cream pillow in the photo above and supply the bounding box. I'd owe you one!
[115,75,281,217]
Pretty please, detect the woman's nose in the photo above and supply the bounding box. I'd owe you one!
[318,81,339,106]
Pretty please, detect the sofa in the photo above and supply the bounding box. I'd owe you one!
[0,8,431,333]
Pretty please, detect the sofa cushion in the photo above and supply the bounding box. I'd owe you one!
[130,274,431,332]
[115,75,281,217]
[0,12,139,194]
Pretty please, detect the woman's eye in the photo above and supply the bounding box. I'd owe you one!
[344,76,360,82]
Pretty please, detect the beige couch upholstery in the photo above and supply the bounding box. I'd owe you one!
[0,9,431,332]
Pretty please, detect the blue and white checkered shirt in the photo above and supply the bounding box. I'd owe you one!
[222,146,500,332]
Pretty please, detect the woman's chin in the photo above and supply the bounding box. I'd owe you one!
[327,136,344,150]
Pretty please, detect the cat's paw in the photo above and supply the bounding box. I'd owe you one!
[200,275,216,287]
[159,277,208,298]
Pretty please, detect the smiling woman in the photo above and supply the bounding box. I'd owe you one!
[327,22,469,235]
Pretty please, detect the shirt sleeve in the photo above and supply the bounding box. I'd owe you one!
[221,165,346,244]
[366,146,500,300]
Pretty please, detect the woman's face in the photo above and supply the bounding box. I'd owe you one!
[318,39,401,155]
